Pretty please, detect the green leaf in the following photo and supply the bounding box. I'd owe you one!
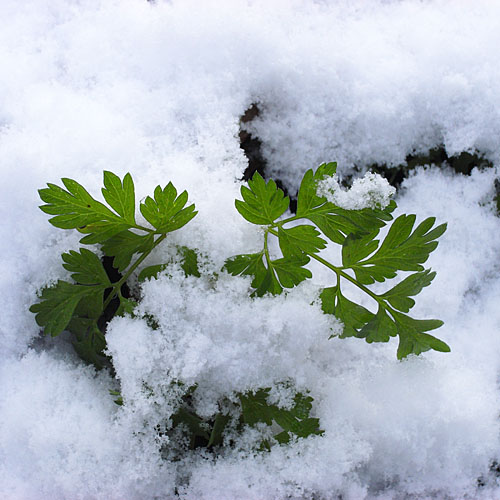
[239,389,322,444]
[347,215,447,284]
[172,407,210,441]
[109,390,123,406]
[224,252,268,292]
[225,251,310,297]
[101,230,154,272]
[320,287,375,338]
[380,269,436,313]
[307,201,396,245]
[30,281,99,337]
[116,296,138,317]
[278,225,327,257]
[178,246,201,277]
[251,266,281,297]
[138,264,168,282]
[296,164,395,243]
[392,311,449,359]
[72,323,108,369]
[341,232,379,268]
[101,171,136,224]
[140,183,197,233]
[357,306,398,343]
[235,172,289,225]
[61,248,111,285]
[296,162,337,217]
[207,413,230,447]
[271,255,312,289]
[38,177,130,243]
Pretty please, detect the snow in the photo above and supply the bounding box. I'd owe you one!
[2,0,500,498]
[317,171,395,210]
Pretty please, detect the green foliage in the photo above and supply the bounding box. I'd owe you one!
[239,388,322,444]
[169,386,322,451]
[31,162,449,462]
[227,163,449,359]
[31,171,198,367]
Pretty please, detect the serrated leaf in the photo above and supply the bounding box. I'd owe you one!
[341,232,379,268]
[296,163,395,243]
[116,296,137,317]
[61,248,110,285]
[30,281,99,337]
[254,266,283,297]
[39,177,129,243]
[358,306,398,343]
[102,171,135,224]
[72,323,107,369]
[178,246,201,277]
[239,389,322,444]
[138,264,168,282]
[278,225,327,257]
[348,215,447,284]
[296,162,337,217]
[140,182,197,233]
[392,311,448,359]
[320,287,375,338]
[235,172,289,225]
[308,201,396,245]
[239,388,274,426]
[271,255,312,289]
[380,269,436,313]
[224,252,264,276]
[101,230,154,272]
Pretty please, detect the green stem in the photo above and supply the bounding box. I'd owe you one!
[131,223,155,233]
[267,227,393,313]
[263,229,272,268]
[102,233,167,312]
[271,214,303,228]
[306,251,381,304]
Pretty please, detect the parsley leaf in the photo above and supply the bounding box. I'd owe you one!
[230,165,448,359]
[235,172,289,225]
[140,183,197,233]
[239,388,322,444]
[343,215,447,284]
[32,171,198,368]
[61,248,111,286]
[30,281,98,337]
[277,225,327,257]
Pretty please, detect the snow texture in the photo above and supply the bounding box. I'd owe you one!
[317,171,396,210]
[2,0,500,498]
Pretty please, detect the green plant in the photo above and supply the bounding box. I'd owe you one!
[226,162,449,359]
[29,171,322,451]
[29,162,449,455]
[30,171,198,367]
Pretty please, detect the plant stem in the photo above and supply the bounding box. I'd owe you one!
[101,233,167,312]
[306,251,381,304]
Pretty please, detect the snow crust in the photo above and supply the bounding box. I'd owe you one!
[2,0,500,498]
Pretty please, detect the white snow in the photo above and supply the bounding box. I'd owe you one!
[317,171,395,210]
[2,0,500,498]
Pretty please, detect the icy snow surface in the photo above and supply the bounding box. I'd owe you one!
[2,0,500,498]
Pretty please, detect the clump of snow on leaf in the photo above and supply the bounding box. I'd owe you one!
[317,171,395,209]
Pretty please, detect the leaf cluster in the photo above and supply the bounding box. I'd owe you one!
[227,163,449,359]
[169,386,322,451]
[31,171,197,367]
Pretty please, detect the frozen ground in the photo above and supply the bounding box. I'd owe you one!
[1,0,500,498]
